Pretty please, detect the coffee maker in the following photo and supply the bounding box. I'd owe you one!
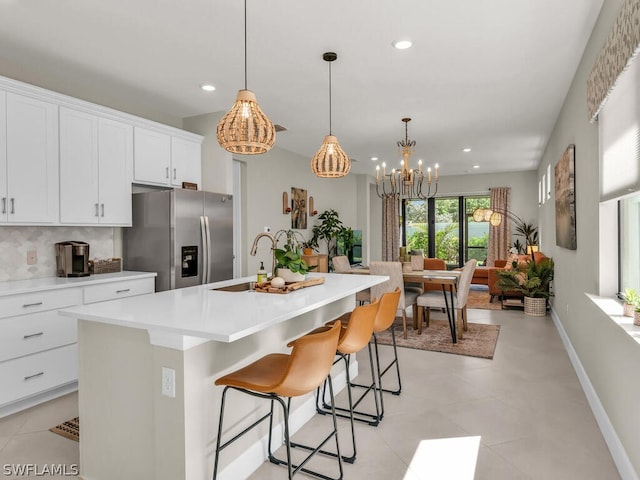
[55,241,90,277]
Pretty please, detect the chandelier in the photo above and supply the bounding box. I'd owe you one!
[375,118,438,199]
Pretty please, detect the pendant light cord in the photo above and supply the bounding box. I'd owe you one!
[244,0,248,90]
[328,60,332,135]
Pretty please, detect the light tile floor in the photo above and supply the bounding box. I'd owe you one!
[0,308,621,479]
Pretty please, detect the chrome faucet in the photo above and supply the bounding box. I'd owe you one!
[250,232,276,277]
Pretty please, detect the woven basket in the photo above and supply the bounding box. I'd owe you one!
[91,258,121,274]
[524,296,547,317]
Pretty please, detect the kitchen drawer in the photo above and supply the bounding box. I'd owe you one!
[83,277,154,304]
[0,288,82,320]
[0,344,78,407]
[0,311,77,362]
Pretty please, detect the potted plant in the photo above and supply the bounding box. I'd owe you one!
[497,257,554,316]
[274,244,316,283]
[634,306,640,327]
[620,288,639,317]
[310,209,354,269]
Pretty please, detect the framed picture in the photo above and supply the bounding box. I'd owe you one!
[555,144,577,250]
[291,187,307,229]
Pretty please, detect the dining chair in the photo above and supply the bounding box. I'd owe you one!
[404,255,425,295]
[332,255,370,304]
[369,261,419,339]
[416,259,477,339]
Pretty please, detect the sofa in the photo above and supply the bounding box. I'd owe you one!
[488,252,548,301]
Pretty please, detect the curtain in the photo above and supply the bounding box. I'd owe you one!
[382,196,400,261]
[488,187,511,266]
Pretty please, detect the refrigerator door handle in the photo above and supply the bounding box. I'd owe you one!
[200,216,208,284]
[204,216,212,284]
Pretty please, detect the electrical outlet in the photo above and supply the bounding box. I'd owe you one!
[27,249,37,265]
[263,226,271,233]
[161,367,175,398]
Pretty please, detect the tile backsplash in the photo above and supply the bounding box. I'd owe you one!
[0,226,116,282]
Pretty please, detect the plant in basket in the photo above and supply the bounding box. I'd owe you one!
[497,257,554,316]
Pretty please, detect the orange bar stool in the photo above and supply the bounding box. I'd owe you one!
[348,288,401,423]
[310,299,380,463]
[212,321,343,480]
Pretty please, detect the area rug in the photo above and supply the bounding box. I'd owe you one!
[375,318,500,359]
[466,289,502,310]
[49,417,79,442]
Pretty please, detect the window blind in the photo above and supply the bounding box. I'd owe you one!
[599,53,640,203]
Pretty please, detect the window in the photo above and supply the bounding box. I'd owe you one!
[619,195,640,293]
[403,195,490,267]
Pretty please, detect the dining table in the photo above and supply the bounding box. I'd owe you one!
[347,267,462,343]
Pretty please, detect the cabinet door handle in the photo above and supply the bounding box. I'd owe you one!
[101,204,105,217]
[10,198,15,214]
[22,301,43,308]
[116,288,130,294]
[173,168,177,180]
[95,203,99,217]
[23,331,44,339]
[166,167,169,179]
[24,372,44,381]
[1,197,5,214]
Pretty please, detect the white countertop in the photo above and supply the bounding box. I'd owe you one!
[0,271,157,297]
[59,273,386,347]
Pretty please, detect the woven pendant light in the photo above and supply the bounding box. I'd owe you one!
[217,0,275,155]
[311,52,350,178]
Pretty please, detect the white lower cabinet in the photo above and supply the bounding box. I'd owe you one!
[0,274,155,415]
[0,344,78,407]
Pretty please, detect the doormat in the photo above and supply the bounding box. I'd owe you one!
[375,318,500,359]
[49,417,79,442]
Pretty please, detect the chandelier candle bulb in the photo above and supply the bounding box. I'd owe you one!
[376,165,380,181]
[435,163,439,180]
[427,167,432,183]
[418,159,423,172]
[383,162,386,176]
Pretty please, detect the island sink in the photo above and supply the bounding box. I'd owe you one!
[211,282,253,292]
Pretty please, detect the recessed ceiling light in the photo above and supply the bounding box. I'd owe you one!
[371,157,378,161]
[200,83,216,92]
[473,165,480,169]
[463,148,472,153]
[392,40,412,50]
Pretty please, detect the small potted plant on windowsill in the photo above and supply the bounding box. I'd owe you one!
[620,288,640,317]
[634,306,640,327]
[274,245,316,283]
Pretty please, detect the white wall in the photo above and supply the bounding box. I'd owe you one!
[536,0,640,476]
[241,146,360,276]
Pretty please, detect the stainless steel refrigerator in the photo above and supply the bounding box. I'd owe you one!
[123,189,233,292]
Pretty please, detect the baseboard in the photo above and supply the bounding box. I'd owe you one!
[550,306,638,480]
[217,358,358,480]
[0,381,78,419]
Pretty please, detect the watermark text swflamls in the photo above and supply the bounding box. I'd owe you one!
[3,464,79,476]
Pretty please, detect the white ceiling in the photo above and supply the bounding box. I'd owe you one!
[0,0,604,176]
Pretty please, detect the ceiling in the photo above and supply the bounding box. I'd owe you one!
[0,0,604,177]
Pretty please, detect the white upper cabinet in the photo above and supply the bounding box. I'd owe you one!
[170,136,201,187]
[0,92,6,218]
[133,127,171,186]
[59,107,132,225]
[134,127,202,188]
[2,93,58,224]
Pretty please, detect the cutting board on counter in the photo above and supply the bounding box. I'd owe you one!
[255,276,325,294]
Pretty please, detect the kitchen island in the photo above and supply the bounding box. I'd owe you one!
[59,272,386,480]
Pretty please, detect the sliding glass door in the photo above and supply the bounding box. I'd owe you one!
[403,195,490,268]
